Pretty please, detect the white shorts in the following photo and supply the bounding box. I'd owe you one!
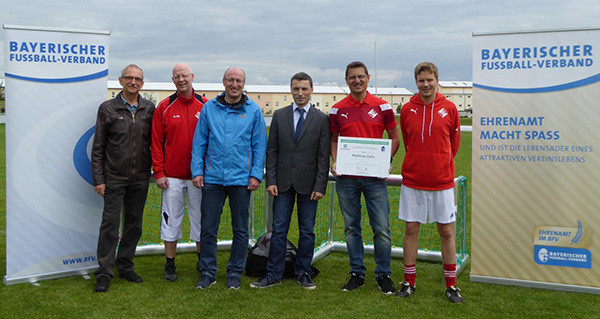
[398,185,456,224]
[160,177,202,242]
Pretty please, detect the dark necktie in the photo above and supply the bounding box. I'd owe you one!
[295,108,305,141]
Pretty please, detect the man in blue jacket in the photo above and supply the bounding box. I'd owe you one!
[191,67,267,290]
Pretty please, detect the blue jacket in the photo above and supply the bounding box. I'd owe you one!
[191,93,267,186]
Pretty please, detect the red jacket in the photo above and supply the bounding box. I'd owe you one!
[400,92,460,190]
[152,91,208,180]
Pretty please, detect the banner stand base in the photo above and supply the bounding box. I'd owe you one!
[4,266,98,286]
[470,274,600,295]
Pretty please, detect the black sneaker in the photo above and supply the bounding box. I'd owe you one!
[195,276,216,289]
[120,271,143,283]
[297,273,316,290]
[396,282,416,298]
[227,277,241,290]
[94,275,110,292]
[196,261,202,274]
[376,275,396,294]
[446,286,463,303]
[250,276,281,288]
[164,262,177,282]
[341,273,364,291]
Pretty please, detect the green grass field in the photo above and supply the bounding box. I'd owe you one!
[1,123,598,318]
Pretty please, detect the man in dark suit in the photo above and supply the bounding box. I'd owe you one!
[250,72,330,289]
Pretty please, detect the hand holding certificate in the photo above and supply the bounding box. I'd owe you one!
[336,136,392,178]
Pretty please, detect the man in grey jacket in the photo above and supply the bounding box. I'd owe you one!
[91,64,155,292]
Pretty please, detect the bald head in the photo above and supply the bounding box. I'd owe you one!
[173,62,192,75]
[172,62,194,97]
[222,67,246,104]
[223,68,246,82]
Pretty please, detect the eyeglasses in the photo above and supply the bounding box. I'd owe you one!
[224,78,244,84]
[172,74,191,80]
[122,76,143,82]
[345,74,367,81]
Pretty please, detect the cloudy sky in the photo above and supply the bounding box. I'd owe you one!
[1,0,598,91]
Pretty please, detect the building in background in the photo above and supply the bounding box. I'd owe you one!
[107,81,413,115]
[437,81,473,117]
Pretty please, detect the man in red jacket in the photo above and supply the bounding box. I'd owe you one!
[397,62,463,303]
[152,62,208,282]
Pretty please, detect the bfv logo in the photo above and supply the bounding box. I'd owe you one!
[73,126,95,185]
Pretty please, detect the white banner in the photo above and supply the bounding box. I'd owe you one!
[3,25,109,285]
[471,28,600,293]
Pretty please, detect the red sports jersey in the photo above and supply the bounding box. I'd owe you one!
[329,91,397,138]
[152,91,208,180]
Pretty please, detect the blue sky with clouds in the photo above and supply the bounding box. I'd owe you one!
[1,0,598,91]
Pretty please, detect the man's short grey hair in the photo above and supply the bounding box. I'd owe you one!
[121,64,144,79]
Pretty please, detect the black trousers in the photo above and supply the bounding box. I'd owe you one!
[95,179,149,278]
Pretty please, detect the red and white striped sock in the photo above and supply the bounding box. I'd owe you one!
[404,264,416,286]
[444,264,456,288]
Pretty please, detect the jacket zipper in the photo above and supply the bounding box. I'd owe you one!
[130,109,137,177]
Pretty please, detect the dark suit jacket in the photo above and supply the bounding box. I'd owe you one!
[265,104,330,195]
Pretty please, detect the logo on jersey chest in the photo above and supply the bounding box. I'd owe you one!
[368,109,378,118]
[437,108,448,118]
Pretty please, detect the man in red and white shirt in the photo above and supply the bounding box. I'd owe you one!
[152,62,208,282]
[397,62,462,303]
[330,61,400,294]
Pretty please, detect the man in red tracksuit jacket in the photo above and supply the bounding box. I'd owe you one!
[397,62,463,303]
[152,62,208,282]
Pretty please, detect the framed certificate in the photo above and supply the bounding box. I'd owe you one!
[336,136,392,178]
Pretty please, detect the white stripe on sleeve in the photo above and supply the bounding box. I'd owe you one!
[380,103,392,111]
